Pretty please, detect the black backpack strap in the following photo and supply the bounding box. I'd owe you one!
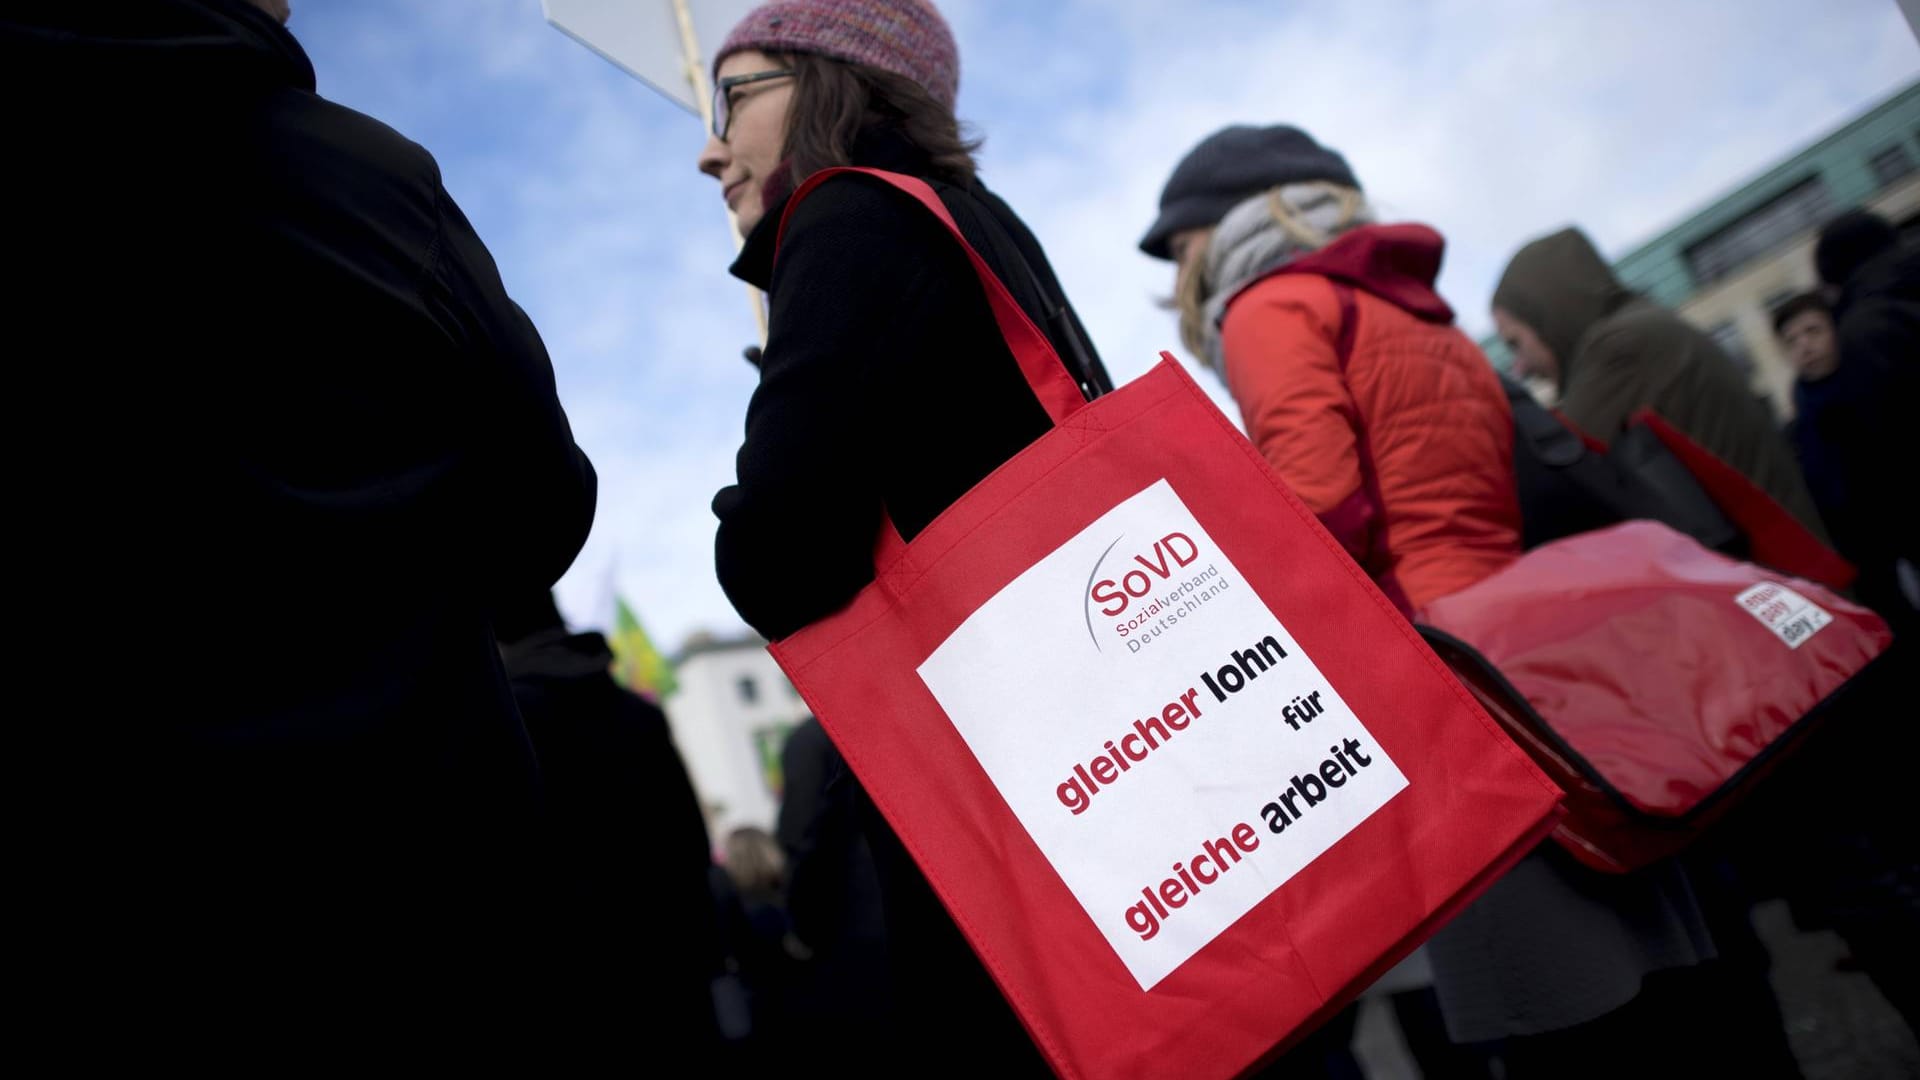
[1005,244,1113,400]
[1503,375,1588,467]
[1499,375,1741,553]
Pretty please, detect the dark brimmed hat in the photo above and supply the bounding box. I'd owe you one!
[1141,125,1360,260]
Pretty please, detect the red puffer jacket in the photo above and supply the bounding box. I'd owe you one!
[1219,223,1520,613]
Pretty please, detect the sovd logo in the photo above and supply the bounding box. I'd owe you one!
[1088,532,1201,618]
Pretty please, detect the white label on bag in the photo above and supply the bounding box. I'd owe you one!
[917,478,1407,990]
[1736,582,1833,649]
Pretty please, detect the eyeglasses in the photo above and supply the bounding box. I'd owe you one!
[712,69,794,140]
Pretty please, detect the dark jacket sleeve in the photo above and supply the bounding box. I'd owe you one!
[713,180,945,639]
[428,184,597,594]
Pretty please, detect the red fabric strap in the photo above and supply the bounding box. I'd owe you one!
[776,167,1088,427]
[777,167,1092,574]
[1630,410,1855,591]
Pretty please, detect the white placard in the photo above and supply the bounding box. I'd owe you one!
[918,479,1408,990]
[542,0,758,114]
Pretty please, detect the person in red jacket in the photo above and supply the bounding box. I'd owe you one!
[1144,125,1806,1080]
[1142,125,1519,616]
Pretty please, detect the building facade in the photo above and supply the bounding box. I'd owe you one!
[662,633,811,839]
[1489,79,1920,417]
[1613,79,1920,416]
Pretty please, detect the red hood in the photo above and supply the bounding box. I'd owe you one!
[1238,223,1455,324]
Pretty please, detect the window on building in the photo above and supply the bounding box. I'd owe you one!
[1683,177,1833,286]
[1870,143,1916,189]
[1705,319,1754,382]
[737,676,759,705]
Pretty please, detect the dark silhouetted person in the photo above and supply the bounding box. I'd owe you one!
[1797,211,1920,633]
[497,591,722,1059]
[777,717,894,1072]
[8,0,596,1054]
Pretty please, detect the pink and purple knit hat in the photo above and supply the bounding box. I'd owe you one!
[714,0,960,111]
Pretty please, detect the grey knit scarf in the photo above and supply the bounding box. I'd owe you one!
[1198,184,1372,370]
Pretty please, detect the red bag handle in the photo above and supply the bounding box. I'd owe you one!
[775,167,1090,427]
[1629,409,1855,591]
[776,167,1093,571]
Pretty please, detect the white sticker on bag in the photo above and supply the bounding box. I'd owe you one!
[916,478,1407,991]
[1735,582,1833,649]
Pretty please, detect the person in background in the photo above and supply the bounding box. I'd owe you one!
[1817,209,1920,363]
[1777,291,1843,381]
[1143,124,1520,615]
[497,590,723,1059]
[7,0,597,1054]
[1796,210,1920,633]
[1146,124,1800,1080]
[694,0,1101,1070]
[1770,281,1920,1035]
[1144,122,1498,1080]
[714,825,806,1066]
[777,717,894,1073]
[1492,227,1827,538]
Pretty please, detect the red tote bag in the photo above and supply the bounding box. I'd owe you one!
[766,168,1563,1079]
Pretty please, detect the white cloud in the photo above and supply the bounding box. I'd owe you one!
[296,0,1917,653]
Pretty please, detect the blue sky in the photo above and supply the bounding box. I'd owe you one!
[289,0,1917,650]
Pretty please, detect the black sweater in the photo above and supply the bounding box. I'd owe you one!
[715,135,1094,639]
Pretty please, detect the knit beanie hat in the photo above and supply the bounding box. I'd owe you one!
[1140,125,1360,260]
[714,0,959,111]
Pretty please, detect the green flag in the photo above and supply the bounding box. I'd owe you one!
[610,594,677,701]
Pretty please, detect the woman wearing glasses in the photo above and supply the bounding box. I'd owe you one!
[695,1,1102,1071]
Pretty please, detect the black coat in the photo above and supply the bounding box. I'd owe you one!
[777,718,885,956]
[713,134,1089,1074]
[7,0,595,1038]
[1834,242,1920,365]
[715,132,1096,640]
[503,630,721,1054]
[775,718,893,1071]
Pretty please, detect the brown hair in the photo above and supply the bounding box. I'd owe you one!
[1172,235,1215,362]
[723,826,786,898]
[773,50,980,187]
[1771,290,1833,336]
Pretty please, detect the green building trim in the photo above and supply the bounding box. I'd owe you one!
[1484,78,1920,371]
[1612,79,1920,307]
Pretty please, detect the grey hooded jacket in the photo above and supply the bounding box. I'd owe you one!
[1495,228,1826,539]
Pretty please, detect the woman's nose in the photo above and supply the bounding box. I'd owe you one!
[697,133,729,178]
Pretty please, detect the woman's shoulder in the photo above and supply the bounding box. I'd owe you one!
[1222,271,1342,334]
[782,170,945,239]
[768,171,967,286]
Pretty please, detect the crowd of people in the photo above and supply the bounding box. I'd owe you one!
[10,0,1912,1073]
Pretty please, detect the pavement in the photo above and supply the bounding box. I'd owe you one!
[1352,898,1918,1078]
